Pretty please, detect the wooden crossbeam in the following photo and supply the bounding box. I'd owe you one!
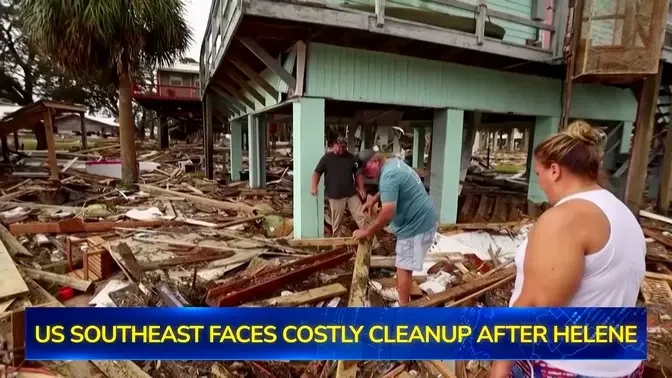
[228,70,266,105]
[230,58,279,99]
[237,37,297,89]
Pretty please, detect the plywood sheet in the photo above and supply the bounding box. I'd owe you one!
[0,239,28,301]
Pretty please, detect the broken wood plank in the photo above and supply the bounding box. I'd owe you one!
[380,364,407,378]
[646,271,672,285]
[206,248,353,307]
[0,298,15,313]
[140,250,236,271]
[139,184,265,214]
[115,243,146,282]
[0,237,29,302]
[447,274,516,307]
[241,283,347,307]
[92,360,151,378]
[288,237,359,247]
[643,229,672,249]
[407,266,516,307]
[336,240,372,378]
[10,218,181,235]
[0,224,33,256]
[640,210,672,226]
[22,267,93,292]
[374,278,423,297]
[641,277,672,309]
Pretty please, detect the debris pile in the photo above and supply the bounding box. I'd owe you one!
[0,141,670,378]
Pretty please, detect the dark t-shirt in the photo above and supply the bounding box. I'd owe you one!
[315,151,359,199]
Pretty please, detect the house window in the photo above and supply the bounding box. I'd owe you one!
[169,75,183,86]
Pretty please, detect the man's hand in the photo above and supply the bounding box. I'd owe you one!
[361,194,376,215]
[358,188,366,201]
[310,187,318,196]
[353,229,370,241]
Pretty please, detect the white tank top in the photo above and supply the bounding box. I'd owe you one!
[509,189,646,377]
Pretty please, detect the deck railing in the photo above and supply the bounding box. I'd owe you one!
[133,83,200,100]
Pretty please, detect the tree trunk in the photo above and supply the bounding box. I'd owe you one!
[118,65,138,186]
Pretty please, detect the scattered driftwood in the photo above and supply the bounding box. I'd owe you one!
[287,237,358,247]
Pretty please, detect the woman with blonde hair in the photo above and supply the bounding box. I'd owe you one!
[490,121,646,378]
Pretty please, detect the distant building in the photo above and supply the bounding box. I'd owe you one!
[53,114,119,137]
[132,61,203,149]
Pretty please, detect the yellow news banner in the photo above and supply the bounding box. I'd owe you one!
[33,324,639,345]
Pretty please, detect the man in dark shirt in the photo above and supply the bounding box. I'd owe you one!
[311,138,377,246]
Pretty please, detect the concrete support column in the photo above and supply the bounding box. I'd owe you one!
[363,126,374,149]
[248,114,266,188]
[507,130,515,151]
[377,126,390,150]
[528,117,559,203]
[230,120,242,181]
[204,93,214,180]
[430,109,464,224]
[412,126,425,169]
[522,127,530,152]
[293,98,325,239]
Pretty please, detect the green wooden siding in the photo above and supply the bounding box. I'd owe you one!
[329,0,537,45]
[305,43,637,121]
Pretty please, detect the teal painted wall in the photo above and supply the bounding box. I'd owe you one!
[305,43,637,121]
[330,0,537,46]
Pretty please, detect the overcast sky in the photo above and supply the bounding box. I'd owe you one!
[185,0,214,61]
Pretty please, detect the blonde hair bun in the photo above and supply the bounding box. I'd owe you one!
[566,120,606,148]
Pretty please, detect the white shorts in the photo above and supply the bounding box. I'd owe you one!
[394,226,436,271]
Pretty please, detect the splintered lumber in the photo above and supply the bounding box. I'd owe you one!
[0,237,29,302]
[641,277,672,309]
[406,266,516,307]
[140,250,236,271]
[336,240,372,378]
[447,273,516,307]
[139,184,265,214]
[381,364,407,378]
[241,283,347,307]
[643,229,672,249]
[646,271,672,285]
[206,247,353,307]
[115,243,146,282]
[10,218,180,235]
[640,210,672,226]
[288,237,358,247]
[0,224,33,256]
[15,272,144,377]
[22,267,93,292]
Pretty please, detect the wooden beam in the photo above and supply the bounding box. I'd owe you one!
[294,41,307,96]
[657,124,672,213]
[625,70,663,214]
[211,84,246,113]
[230,58,279,99]
[138,184,265,214]
[22,267,93,292]
[219,81,255,110]
[237,37,297,89]
[241,283,347,307]
[0,224,33,257]
[204,91,214,180]
[10,218,180,235]
[228,70,266,105]
[336,240,372,378]
[287,237,358,247]
[43,109,59,181]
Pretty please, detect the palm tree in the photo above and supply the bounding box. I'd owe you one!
[21,0,192,185]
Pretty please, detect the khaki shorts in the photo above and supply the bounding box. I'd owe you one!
[394,226,436,271]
